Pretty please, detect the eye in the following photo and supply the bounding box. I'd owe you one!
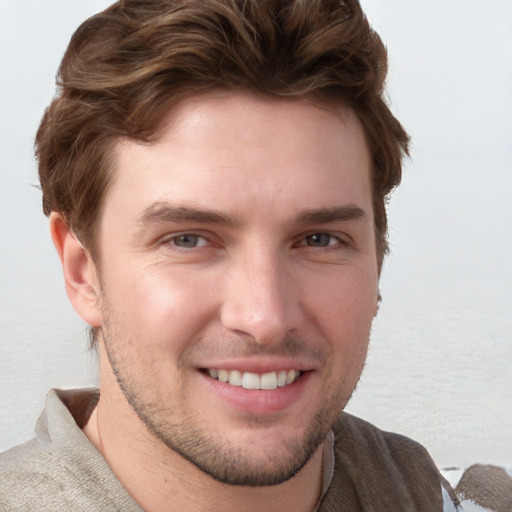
[169,234,209,248]
[302,233,341,247]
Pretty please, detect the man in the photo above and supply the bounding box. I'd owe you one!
[0,1,459,510]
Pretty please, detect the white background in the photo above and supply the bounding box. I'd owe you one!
[0,0,511,468]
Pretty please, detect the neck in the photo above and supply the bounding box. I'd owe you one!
[83,363,325,512]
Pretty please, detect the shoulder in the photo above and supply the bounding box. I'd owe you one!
[0,437,56,483]
[0,437,81,511]
[321,413,459,511]
[334,412,439,472]
[0,389,139,512]
[0,428,126,512]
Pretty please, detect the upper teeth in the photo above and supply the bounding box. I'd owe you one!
[208,369,301,390]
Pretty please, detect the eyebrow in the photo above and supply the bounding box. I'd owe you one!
[137,203,240,227]
[297,206,367,225]
[137,202,367,228]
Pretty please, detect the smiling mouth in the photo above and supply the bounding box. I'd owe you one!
[205,369,303,390]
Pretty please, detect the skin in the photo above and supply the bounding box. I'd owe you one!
[51,92,379,512]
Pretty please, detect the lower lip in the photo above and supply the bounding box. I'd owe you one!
[200,371,312,415]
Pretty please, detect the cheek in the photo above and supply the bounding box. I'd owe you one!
[305,276,376,381]
[307,269,378,336]
[102,263,220,349]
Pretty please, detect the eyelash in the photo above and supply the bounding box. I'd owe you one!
[295,232,347,249]
[162,231,348,251]
[165,233,210,249]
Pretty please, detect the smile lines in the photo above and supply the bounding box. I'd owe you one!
[207,369,301,390]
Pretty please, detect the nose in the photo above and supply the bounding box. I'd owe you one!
[220,248,302,345]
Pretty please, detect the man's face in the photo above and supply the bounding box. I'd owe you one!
[95,92,379,485]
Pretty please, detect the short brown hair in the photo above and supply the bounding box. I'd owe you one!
[37,0,409,268]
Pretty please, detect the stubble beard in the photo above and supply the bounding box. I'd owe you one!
[100,309,366,487]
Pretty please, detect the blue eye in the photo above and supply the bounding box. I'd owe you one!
[304,233,338,247]
[170,234,207,248]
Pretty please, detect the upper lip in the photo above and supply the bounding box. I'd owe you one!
[197,357,317,374]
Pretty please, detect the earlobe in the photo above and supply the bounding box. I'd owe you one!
[49,213,103,327]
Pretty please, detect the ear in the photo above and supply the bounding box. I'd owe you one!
[50,212,103,327]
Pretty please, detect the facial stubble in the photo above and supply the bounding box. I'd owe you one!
[99,298,368,487]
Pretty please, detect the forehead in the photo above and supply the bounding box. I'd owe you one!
[106,92,372,225]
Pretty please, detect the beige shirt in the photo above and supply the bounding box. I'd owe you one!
[0,389,457,511]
